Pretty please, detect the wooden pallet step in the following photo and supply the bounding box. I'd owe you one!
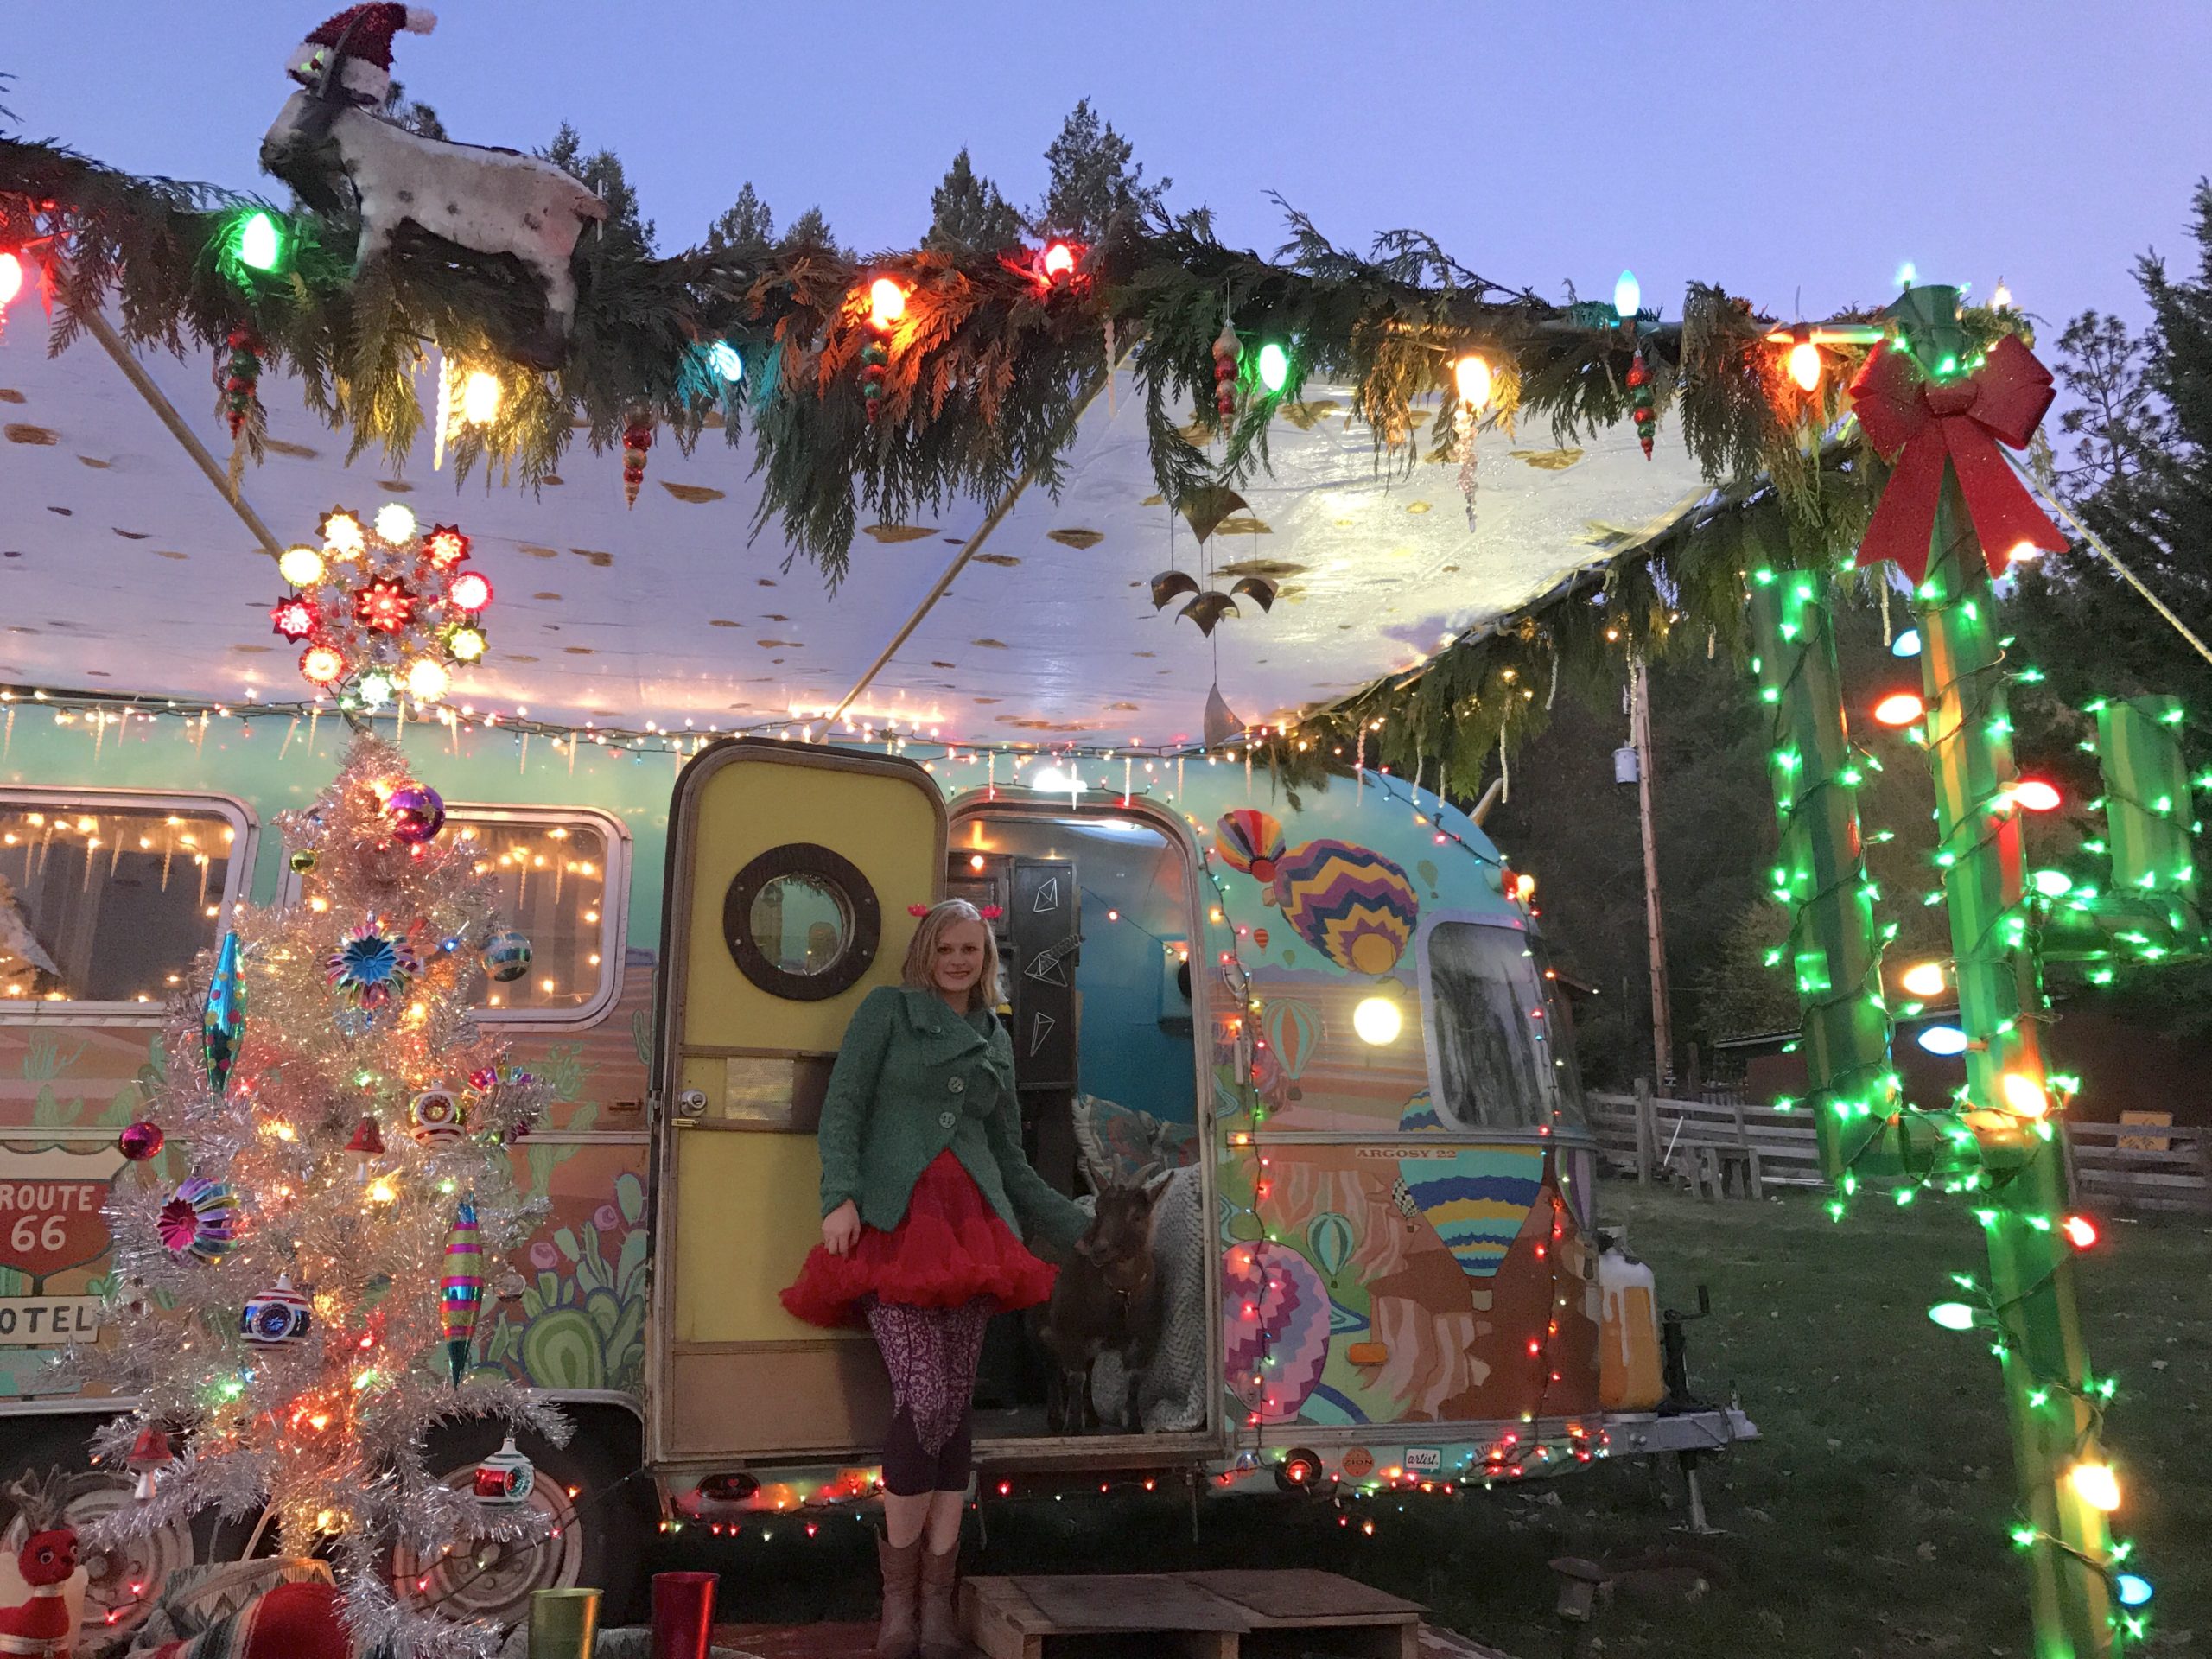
[963,1571,1425,1659]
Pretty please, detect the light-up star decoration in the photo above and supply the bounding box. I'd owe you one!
[276,504,494,711]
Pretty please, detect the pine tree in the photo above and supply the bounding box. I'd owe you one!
[2052,310,2167,498]
[926,148,1027,254]
[779,205,837,254]
[545,123,655,258]
[75,734,564,1659]
[1039,99,1169,239]
[379,79,448,141]
[705,181,775,251]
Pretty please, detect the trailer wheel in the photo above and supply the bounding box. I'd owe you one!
[392,1414,649,1630]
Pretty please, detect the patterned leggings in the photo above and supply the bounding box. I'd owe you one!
[865,1297,993,1497]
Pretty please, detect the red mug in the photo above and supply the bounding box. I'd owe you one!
[651,1571,719,1659]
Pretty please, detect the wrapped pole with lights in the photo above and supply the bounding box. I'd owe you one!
[1744,560,1908,1183]
[1870,285,2118,1657]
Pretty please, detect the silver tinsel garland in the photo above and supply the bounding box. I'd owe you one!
[68,733,568,1658]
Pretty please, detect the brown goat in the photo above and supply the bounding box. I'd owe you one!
[1038,1171,1171,1434]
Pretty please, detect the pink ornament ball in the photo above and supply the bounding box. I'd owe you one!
[118,1122,165,1161]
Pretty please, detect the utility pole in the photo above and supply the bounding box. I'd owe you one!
[1629,655,1674,1092]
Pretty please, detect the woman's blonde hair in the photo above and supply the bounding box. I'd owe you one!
[900,899,1002,1013]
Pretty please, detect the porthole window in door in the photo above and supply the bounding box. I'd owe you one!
[723,843,880,1001]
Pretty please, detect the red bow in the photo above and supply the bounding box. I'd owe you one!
[1849,333,2067,582]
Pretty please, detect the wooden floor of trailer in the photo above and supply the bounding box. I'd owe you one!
[714,1570,1516,1658]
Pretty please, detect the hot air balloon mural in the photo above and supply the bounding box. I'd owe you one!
[1222,1240,1332,1423]
[1214,810,1287,892]
[1392,1148,1545,1278]
[1271,839,1420,975]
[441,1195,484,1385]
[1398,1090,1445,1133]
[1263,998,1321,1100]
[1306,1210,1357,1286]
[1253,926,1269,950]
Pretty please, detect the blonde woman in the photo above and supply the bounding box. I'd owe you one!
[782,899,1087,1659]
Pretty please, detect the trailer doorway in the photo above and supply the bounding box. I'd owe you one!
[947,798,1222,1456]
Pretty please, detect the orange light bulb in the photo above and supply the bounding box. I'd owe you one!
[1873,691,1926,728]
[868,277,907,331]
[2000,1072,2050,1119]
[1900,962,1947,998]
[1787,340,1822,392]
[2012,779,2063,812]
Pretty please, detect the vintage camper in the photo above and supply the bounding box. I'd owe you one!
[0,715,1749,1634]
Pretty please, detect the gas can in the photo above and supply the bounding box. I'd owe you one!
[1598,1243,1665,1410]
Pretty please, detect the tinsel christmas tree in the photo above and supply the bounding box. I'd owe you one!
[73,734,565,1659]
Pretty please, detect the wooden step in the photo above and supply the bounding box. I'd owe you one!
[963,1570,1425,1659]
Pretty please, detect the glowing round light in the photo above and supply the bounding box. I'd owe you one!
[446,625,487,664]
[1042,242,1077,281]
[1453,353,1493,410]
[2005,538,2049,565]
[2031,868,2074,899]
[1612,269,1642,320]
[2068,1461,2121,1513]
[0,252,22,307]
[300,645,346,686]
[1872,691,1925,728]
[1917,1025,1969,1057]
[1513,873,1536,903]
[2012,779,2063,812]
[1992,280,2015,313]
[236,211,283,274]
[1897,261,1918,289]
[1891,627,1922,658]
[868,277,908,331]
[1927,1301,1976,1332]
[322,512,365,557]
[1028,766,1077,794]
[1255,341,1290,394]
[374,503,417,544]
[354,670,395,710]
[406,659,451,702]
[2001,1072,2050,1119]
[1786,340,1822,392]
[2062,1214,2098,1250]
[2116,1574,2153,1609]
[448,571,493,612]
[707,340,744,385]
[423,526,471,569]
[1351,996,1403,1046]
[278,544,327,586]
[460,371,501,426]
[1900,962,1947,998]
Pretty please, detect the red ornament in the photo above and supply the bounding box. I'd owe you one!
[301,644,346,685]
[353,575,416,632]
[1212,322,1241,420]
[622,418,653,509]
[1626,347,1655,460]
[422,524,471,569]
[1848,334,2068,582]
[270,594,317,642]
[218,325,264,443]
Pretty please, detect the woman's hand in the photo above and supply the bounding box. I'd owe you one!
[822,1200,861,1256]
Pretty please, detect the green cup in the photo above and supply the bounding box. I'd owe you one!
[528,1586,601,1659]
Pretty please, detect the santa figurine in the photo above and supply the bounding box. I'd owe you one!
[286,4,439,106]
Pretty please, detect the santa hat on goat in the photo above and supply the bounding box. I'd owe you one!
[286,4,438,106]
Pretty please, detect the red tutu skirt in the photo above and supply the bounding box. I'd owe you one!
[781,1151,1058,1329]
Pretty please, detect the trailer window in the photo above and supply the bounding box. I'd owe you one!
[0,794,253,1012]
[452,815,623,1020]
[1421,919,1584,1132]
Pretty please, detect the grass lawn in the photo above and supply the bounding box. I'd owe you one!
[679,1180,2208,1656]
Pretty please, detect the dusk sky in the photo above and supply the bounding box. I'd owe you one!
[11,2,2212,350]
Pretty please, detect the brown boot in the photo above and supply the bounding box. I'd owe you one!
[918,1539,963,1659]
[877,1533,924,1659]
[919,1548,964,1659]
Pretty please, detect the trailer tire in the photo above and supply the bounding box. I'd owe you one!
[392,1409,652,1630]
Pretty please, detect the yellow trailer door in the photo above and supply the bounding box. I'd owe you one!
[646,741,945,1467]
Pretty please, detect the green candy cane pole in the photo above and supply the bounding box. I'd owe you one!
[1896,288,2116,1658]
[1745,558,1904,1185]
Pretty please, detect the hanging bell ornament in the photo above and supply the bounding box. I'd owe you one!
[126,1424,175,1501]
[1211,321,1241,420]
[621,416,653,510]
[346,1115,385,1179]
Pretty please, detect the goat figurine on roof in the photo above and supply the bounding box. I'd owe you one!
[259,5,608,369]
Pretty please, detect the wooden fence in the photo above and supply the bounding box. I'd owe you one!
[1583,1089,2212,1214]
